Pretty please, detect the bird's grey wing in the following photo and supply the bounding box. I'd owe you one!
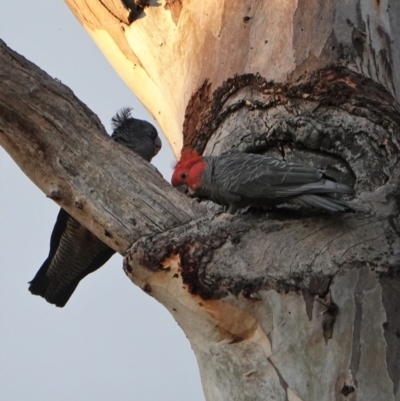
[214,153,327,199]
[29,209,114,307]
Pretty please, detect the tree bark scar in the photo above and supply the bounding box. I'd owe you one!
[379,274,400,396]
[316,292,339,342]
[136,234,230,299]
[341,384,355,397]
[119,0,150,23]
[303,276,333,321]
[349,267,376,389]
[183,80,212,153]
[267,358,290,401]
[128,213,400,303]
[182,66,400,154]
[164,0,183,25]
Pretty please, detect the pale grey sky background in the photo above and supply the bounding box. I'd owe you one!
[0,2,204,400]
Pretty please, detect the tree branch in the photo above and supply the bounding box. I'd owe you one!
[0,39,206,254]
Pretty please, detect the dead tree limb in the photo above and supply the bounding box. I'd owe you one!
[0,39,205,254]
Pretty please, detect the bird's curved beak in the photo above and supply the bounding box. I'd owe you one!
[154,136,162,155]
[175,184,188,194]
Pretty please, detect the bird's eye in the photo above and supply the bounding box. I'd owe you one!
[181,172,187,180]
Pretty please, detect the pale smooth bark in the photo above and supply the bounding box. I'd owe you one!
[65,0,400,155]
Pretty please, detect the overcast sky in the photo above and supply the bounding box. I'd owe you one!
[0,2,205,400]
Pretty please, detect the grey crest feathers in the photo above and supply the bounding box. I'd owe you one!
[111,107,161,162]
[29,108,161,307]
[110,107,133,130]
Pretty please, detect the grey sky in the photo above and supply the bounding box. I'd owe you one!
[0,2,204,400]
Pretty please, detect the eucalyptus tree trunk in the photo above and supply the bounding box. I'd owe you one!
[2,1,400,400]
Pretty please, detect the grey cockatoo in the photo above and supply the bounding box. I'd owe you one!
[171,149,354,213]
[29,108,161,307]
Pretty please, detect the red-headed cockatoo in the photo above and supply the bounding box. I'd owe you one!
[171,150,354,213]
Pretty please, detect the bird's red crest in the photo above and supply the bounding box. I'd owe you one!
[171,148,205,189]
[179,148,201,162]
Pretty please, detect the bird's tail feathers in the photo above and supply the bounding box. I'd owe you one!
[29,262,75,307]
[290,194,353,212]
[44,281,81,308]
[298,179,355,196]
[28,260,51,297]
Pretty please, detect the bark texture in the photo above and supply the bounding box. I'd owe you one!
[2,0,400,400]
[0,39,205,254]
[65,0,400,156]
